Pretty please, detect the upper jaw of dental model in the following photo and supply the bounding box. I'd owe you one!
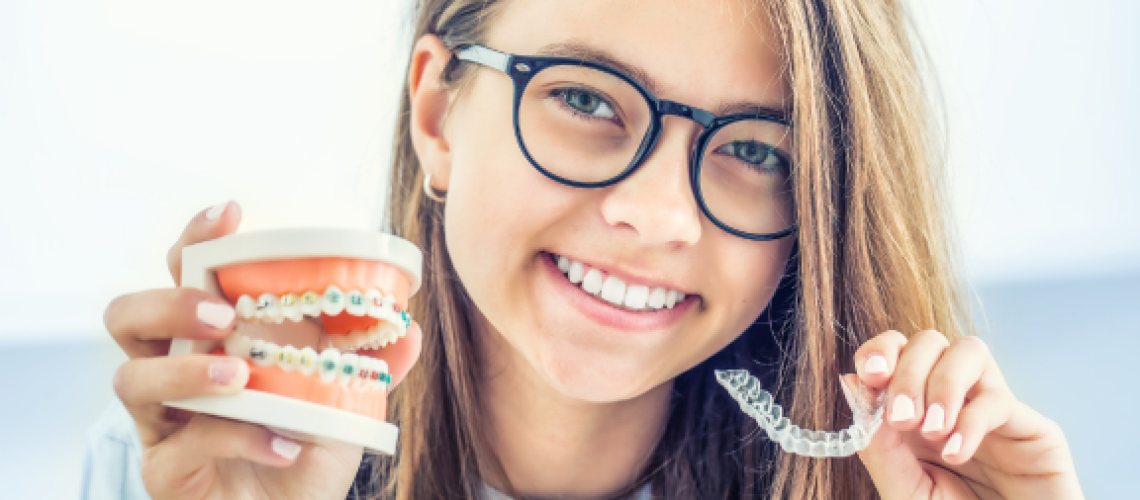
[225,333,392,391]
[234,286,412,331]
[552,253,688,311]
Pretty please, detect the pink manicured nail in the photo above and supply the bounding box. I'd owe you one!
[890,394,915,422]
[943,433,963,457]
[208,360,240,385]
[205,201,230,220]
[922,403,945,432]
[272,435,303,460]
[864,355,889,375]
[197,301,235,329]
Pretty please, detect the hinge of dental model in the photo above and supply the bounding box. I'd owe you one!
[715,369,885,457]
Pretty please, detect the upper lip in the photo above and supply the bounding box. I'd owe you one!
[547,251,696,296]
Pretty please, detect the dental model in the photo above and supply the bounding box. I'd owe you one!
[715,369,885,458]
[165,228,422,455]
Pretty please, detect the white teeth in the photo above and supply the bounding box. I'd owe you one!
[297,347,318,375]
[354,358,372,388]
[323,286,345,315]
[300,291,322,317]
[345,290,367,316]
[600,275,627,305]
[624,285,649,310]
[582,269,604,295]
[338,353,359,386]
[235,295,257,319]
[249,339,276,366]
[374,358,390,391]
[366,290,384,318]
[276,345,299,371]
[257,294,283,323]
[568,261,585,284]
[280,294,302,322]
[555,258,690,311]
[225,333,251,357]
[319,348,341,383]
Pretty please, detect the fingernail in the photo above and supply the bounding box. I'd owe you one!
[205,201,230,221]
[890,394,915,422]
[864,355,889,375]
[942,433,963,457]
[208,359,241,385]
[922,403,945,432]
[197,301,235,329]
[272,435,303,460]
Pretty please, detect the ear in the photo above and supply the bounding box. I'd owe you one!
[408,34,456,194]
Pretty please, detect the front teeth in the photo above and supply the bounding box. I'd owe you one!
[553,254,688,311]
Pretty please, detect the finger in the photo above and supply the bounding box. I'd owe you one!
[365,320,423,389]
[919,336,990,441]
[105,288,236,358]
[846,374,929,500]
[115,355,249,446]
[885,329,950,432]
[167,201,242,286]
[144,414,302,497]
[854,330,907,388]
[940,389,1012,465]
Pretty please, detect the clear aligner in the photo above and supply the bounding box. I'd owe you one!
[715,369,885,458]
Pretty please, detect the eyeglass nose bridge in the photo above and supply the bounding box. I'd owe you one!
[656,100,716,128]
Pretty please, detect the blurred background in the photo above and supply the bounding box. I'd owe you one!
[1,0,1136,498]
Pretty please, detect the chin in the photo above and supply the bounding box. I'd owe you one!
[531,335,666,403]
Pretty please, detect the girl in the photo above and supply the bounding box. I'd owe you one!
[99,0,1083,498]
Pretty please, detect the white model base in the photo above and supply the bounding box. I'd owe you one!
[167,388,399,455]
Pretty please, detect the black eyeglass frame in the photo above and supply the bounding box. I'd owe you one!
[454,44,798,241]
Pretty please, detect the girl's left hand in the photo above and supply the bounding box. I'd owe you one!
[850,330,1084,500]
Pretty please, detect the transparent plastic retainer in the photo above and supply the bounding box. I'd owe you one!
[715,370,885,457]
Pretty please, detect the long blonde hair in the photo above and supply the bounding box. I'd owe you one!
[368,0,970,498]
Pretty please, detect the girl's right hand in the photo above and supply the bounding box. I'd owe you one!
[103,202,362,500]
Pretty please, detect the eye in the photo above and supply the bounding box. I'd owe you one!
[715,141,785,172]
[554,88,616,120]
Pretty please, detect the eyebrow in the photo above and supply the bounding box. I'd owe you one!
[534,40,790,122]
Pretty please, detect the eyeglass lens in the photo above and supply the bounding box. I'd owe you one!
[516,64,796,236]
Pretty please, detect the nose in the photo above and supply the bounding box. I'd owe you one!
[599,115,703,247]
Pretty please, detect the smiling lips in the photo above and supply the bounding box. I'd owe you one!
[551,253,688,311]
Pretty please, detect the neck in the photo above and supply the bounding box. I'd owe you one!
[476,318,671,499]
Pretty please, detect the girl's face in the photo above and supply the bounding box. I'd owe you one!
[430,0,793,402]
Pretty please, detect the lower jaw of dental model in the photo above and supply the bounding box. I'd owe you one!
[212,257,416,419]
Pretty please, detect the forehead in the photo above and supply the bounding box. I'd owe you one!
[485,0,790,112]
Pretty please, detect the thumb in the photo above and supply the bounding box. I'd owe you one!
[843,374,929,499]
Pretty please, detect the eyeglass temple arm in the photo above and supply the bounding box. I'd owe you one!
[455,45,512,74]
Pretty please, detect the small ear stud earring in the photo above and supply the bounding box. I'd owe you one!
[423,173,447,203]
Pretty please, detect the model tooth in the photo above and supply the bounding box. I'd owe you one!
[346,289,367,316]
[355,358,373,388]
[322,285,345,315]
[297,347,318,375]
[647,287,667,309]
[366,289,384,318]
[568,260,585,284]
[581,268,603,295]
[369,362,383,391]
[338,353,359,386]
[281,294,303,322]
[300,291,322,317]
[235,295,257,319]
[257,293,283,323]
[224,334,251,358]
[319,348,341,383]
[557,255,570,273]
[600,275,627,305]
[375,358,390,391]
[624,285,649,310]
[249,339,273,366]
[276,345,298,371]
[666,290,678,309]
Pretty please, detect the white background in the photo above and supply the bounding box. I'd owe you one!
[0,1,1137,498]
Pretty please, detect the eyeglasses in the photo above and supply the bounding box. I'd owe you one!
[454,44,797,241]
